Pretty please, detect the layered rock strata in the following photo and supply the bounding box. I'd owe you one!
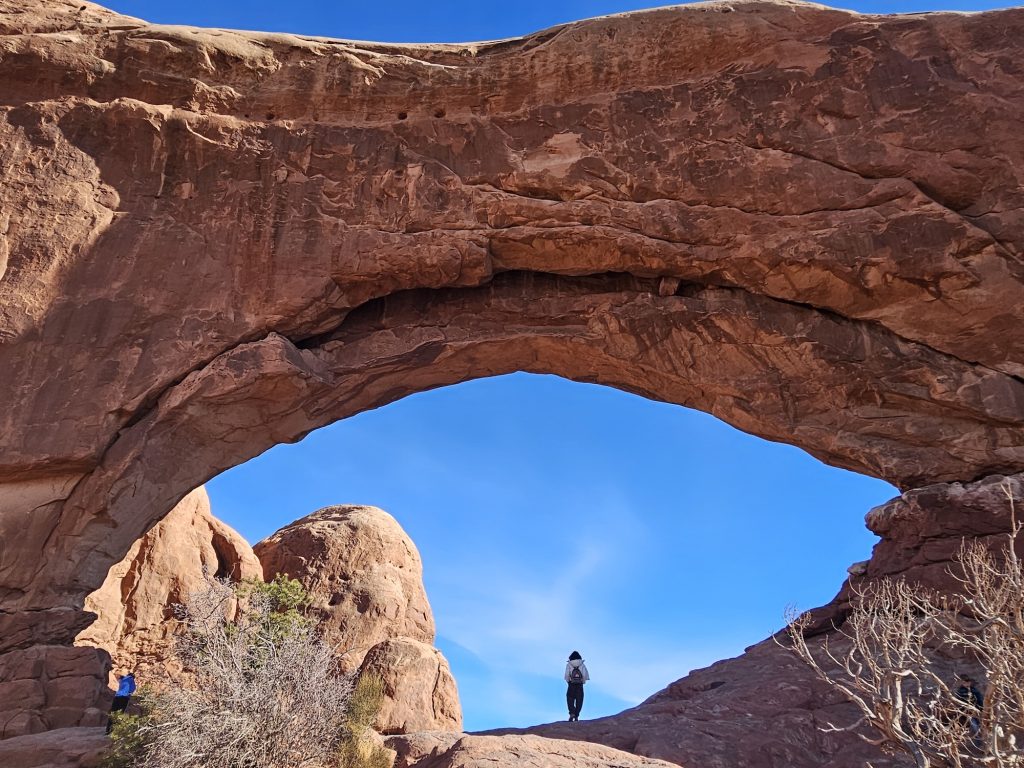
[0,647,109,739]
[255,506,462,733]
[1,0,1024,755]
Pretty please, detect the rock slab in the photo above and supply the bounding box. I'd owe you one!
[388,732,681,768]
[0,727,107,768]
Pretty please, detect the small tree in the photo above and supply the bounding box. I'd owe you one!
[108,575,363,768]
[786,483,1024,768]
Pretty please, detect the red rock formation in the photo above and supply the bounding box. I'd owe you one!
[2,0,1024,757]
[255,506,462,733]
[255,506,436,664]
[75,487,262,688]
[0,647,109,739]
[360,639,462,734]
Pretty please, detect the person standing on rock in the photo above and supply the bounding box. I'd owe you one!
[564,651,589,721]
[105,671,136,734]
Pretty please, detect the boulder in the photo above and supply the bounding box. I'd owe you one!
[255,505,435,668]
[256,506,462,732]
[360,639,461,735]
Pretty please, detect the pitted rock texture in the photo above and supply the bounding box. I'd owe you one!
[387,732,681,768]
[255,506,462,733]
[255,506,435,666]
[2,0,1024,753]
[75,486,262,687]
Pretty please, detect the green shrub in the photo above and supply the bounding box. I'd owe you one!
[346,673,385,733]
[336,673,392,768]
[100,695,155,768]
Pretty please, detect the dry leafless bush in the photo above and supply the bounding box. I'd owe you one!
[129,576,358,768]
[786,482,1024,768]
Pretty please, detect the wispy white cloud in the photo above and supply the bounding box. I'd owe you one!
[425,492,729,712]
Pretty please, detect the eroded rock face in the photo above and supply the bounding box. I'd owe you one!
[2,0,1024,755]
[255,506,435,666]
[75,487,262,687]
[360,639,462,735]
[255,506,462,733]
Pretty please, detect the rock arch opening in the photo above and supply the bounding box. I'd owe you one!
[193,371,896,731]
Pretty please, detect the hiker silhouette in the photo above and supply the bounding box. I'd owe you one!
[564,651,589,722]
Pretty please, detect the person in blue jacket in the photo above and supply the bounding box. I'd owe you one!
[105,672,137,734]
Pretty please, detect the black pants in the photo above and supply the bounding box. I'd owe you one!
[106,695,130,734]
[566,682,584,719]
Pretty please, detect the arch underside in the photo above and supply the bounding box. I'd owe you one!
[1,0,1024,739]
[20,267,1024,624]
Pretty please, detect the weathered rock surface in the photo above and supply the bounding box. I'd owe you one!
[75,486,262,687]
[255,506,462,733]
[2,0,1024,757]
[387,732,680,768]
[0,727,106,768]
[360,639,462,735]
[804,471,1024,634]
[0,646,109,738]
[255,506,435,666]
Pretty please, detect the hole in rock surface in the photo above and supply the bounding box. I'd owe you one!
[206,373,895,730]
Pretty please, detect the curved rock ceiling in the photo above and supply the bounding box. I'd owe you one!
[1,0,1023,741]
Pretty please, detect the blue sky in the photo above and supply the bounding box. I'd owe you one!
[102,0,1012,42]
[206,375,894,729]
[100,0,1001,732]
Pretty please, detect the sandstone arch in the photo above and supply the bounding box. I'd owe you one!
[2,0,1024,739]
